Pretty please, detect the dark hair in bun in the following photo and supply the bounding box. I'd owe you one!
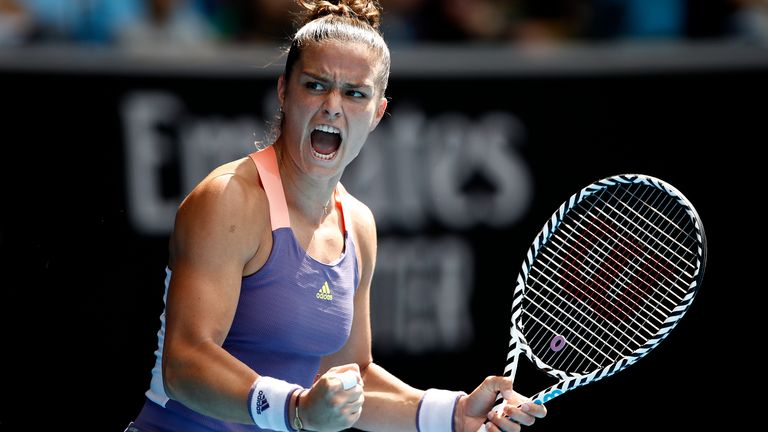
[284,0,390,95]
[298,0,382,30]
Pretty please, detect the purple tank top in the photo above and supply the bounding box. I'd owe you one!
[133,146,359,431]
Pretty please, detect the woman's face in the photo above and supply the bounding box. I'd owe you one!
[278,40,388,179]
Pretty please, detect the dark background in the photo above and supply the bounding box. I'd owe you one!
[1,48,763,430]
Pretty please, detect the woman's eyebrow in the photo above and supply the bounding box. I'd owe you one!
[301,71,328,83]
[301,72,371,90]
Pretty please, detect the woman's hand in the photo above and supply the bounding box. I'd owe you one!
[455,376,547,432]
[298,364,364,431]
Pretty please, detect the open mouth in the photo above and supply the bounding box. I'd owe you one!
[310,124,341,161]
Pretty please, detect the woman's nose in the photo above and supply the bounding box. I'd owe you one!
[322,91,342,119]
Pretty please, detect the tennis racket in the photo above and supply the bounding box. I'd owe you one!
[482,173,706,427]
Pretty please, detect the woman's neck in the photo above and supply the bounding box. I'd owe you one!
[274,141,339,222]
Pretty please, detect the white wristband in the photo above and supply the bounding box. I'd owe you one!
[248,376,301,431]
[417,389,466,432]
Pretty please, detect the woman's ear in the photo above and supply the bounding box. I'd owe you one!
[370,97,388,131]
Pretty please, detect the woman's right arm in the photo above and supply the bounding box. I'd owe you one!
[161,169,268,424]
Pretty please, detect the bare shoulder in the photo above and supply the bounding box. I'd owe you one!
[180,157,265,220]
[171,157,268,264]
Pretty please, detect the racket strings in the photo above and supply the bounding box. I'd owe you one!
[548,186,680,338]
[527,237,667,369]
[552,217,679,326]
[521,183,700,374]
[589,193,697,283]
[523,275,637,372]
[527,268,639,351]
[616,185,700,257]
[562,212,685,300]
[544,228,674,327]
[560,186,688,364]
[566,183,691,310]
[571,186,695,296]
[529,201,677,357]
[521,308,606,369]
[585,186,697,304]
[521,278,635,363]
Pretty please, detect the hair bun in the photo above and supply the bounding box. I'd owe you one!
[298,0,382,30]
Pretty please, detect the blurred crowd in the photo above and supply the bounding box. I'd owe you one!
[1,0,767,48]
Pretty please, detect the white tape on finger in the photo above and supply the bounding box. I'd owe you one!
[336,371,358,390]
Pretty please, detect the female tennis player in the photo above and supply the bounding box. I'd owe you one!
[126,1,547,431]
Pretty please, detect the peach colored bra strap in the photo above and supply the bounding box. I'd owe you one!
[248,146,290,230]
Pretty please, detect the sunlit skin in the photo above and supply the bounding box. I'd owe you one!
[275,40,388,220]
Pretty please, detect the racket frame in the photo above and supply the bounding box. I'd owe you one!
[504,174,707,405]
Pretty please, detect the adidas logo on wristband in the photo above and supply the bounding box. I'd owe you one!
[249,376,302,432]
[256,390,270,414]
